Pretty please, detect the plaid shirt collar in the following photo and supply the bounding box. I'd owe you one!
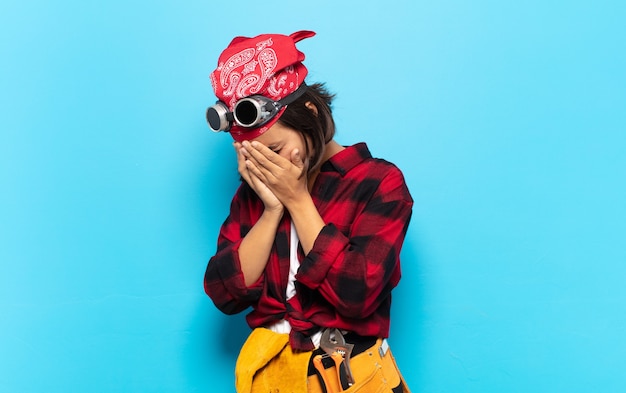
[320,142,372,176]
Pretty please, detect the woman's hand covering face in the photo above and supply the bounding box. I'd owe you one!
[239,140,308,208]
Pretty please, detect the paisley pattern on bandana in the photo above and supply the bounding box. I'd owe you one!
[266,66,295,98]
[218,47,280,107]
[219,48,255,88]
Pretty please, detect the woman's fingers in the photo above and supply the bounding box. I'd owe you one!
[247,161,283,210]
[235,142,253,184]
[245,157,269,183]
[235,142,282,209]
[290,148,304,169]
[242,141,286,170]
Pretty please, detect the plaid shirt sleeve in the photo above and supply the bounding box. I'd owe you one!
[203,184,265,315]
[296,163,413,321]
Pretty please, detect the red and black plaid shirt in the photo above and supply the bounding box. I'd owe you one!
[204,143,413,350]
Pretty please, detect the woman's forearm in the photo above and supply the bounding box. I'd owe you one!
[238,208,284,286]
[285,194,325,255]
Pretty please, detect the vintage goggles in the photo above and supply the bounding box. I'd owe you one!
[206,83,308,132]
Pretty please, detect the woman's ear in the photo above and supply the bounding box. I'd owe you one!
[305,101,318,116]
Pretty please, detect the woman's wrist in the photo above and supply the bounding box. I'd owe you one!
[283,188,312,212]
[262,205,284,220]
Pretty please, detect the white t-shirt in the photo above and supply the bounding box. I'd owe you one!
[267,222,322,347]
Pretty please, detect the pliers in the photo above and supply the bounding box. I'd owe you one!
[319,328,355,390]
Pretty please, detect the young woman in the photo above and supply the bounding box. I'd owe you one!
[204,30,413,393]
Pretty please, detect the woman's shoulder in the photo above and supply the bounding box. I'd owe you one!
[337,143,412,201]
[347,143,407,177]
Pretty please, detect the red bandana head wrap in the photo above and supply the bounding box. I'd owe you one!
[209,30,316,142]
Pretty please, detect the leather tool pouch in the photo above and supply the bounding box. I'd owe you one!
[307,338,411,393]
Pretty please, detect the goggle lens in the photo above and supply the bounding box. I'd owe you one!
[234,97,275,128]
[206,102,231,132]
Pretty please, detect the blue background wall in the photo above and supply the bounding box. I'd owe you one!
[1,0,625,392]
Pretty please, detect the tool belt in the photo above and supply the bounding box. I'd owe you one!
[234,327,411,393]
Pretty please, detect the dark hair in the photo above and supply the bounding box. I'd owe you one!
[277,82,336,175]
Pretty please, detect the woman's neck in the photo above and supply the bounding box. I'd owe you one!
[322,140,345,162]
[307,140,345,190]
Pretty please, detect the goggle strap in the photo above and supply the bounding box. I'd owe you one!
[276,83,308,107]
